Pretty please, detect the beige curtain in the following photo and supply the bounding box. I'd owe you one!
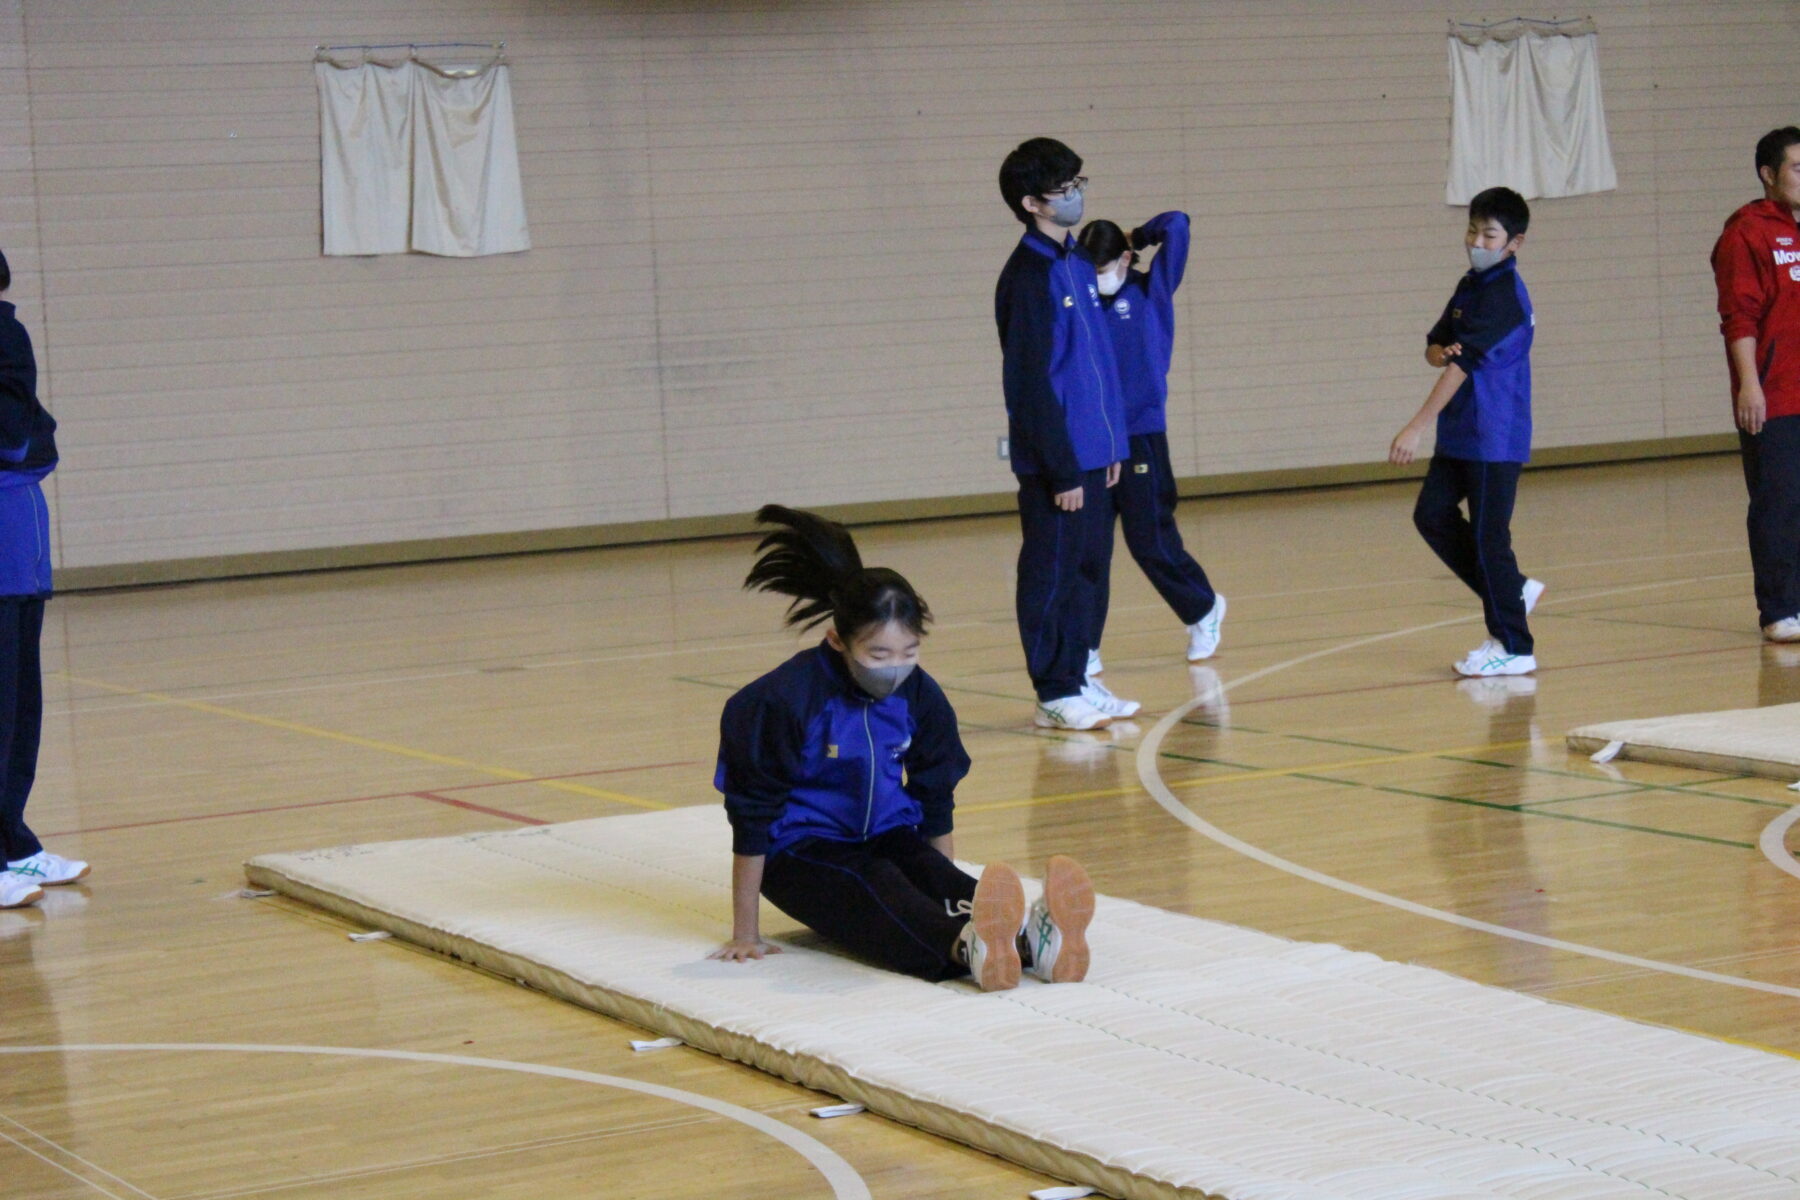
[316,56,530,257]
[1446,18,1617,205]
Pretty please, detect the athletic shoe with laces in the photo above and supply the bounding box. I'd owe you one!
[955,862,1026,992]
[1034,695,1111,731]
[0,870,43,909]
[1455,648,1537,677]
[1080,678,1140,718]
[1763,615,1800,643]
[1025,855,1095,984]
[6,851,89,886]
[1085,648,1103,679]
[1522,578,1545,614]
[1186,594,1226,661]
[1456,638,1500,670]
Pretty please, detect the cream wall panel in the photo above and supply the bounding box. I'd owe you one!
[7,0,1796,571]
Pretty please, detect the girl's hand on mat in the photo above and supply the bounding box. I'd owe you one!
[710,938,782,962]
[1388,426,1422,466]
[1054,485,1085,512]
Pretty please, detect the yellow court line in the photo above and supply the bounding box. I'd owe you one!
[958,738,1537,814]
[56,672,670,811]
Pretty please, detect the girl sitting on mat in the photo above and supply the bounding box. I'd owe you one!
[709,505,1095,991]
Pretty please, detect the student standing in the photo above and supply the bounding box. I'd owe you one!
[1389,188,1546,677]
[1077,213,1226,670]
[1712,126,1800,643]
[994,137,1136,731]
[0,250,86,909]
[711,506,1095,992]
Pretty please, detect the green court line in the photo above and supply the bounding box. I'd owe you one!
[1515,787,1661,808]
[1294,773,1759,849]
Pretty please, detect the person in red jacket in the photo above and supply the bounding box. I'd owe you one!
[1713,126,1800,642]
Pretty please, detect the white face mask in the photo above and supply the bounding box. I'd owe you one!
[1468,245,1508,272]
[1097,264,1127,295]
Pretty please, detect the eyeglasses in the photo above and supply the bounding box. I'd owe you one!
[1041,176,1088,200]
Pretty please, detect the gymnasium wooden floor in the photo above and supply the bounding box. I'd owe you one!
[4,454,1798,1199]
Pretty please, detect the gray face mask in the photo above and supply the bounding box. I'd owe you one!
[847,658,915,700]
[1468,245,1507,272]
[1043,189,1084,227]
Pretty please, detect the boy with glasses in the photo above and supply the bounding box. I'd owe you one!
[994,138,1133,730]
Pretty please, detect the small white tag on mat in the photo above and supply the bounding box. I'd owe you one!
[1589,740,1624,763]
[630,1037,682,1052]
[347,930,392,942]
[1030,1187,1096,1200]
[1789,780,1800,792]
[809,1103,864,1118]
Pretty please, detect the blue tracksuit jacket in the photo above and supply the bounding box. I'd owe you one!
[1098,211,1189,436]
[1426,257,1534,463]
[714,643,972,857]
[0,302,55,597]
[994,228,1128,490]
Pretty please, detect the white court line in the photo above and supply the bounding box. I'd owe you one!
[0,1110,159,1199]
[1758,805,1800,883]
[1135,571,1800,1002]
[0,1125,140,1199]
[0,1044,871,1200]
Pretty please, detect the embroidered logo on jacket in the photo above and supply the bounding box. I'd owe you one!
[1112,298,1131,317]
[826,744,838,758]
[1774,249,1800,266]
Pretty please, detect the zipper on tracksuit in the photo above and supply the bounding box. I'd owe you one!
[1065,256,1120,463]
[860,703,876,837]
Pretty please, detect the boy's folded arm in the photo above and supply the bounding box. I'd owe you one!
[1450,287,1528,369]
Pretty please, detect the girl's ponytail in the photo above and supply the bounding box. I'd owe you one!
[744,505,931,639]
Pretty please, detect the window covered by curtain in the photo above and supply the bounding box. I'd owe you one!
[316,51,530,257]
[1446,18,1617,205]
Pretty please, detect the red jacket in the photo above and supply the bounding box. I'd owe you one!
[1713,198,1800,419]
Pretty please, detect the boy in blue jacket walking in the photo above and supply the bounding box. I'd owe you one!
[994,138,1135,730]
[1389,187,1545,677]
[1078,213,1226,669]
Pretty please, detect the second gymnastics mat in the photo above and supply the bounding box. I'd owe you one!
[246,806,1800,1200]
[1567,700,1800,782]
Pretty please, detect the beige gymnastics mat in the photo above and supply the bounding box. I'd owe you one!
[1567,701,1800,781]
[247,806,1800,1200]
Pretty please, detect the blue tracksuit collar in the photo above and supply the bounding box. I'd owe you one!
[1464,255,1518,285]
[1020,227,1075,259]
[810,639,885,704]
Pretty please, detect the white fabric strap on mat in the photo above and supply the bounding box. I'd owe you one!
[247,807,1800,1200]
[1568,701,1800,780]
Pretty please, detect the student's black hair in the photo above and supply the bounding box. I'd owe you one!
[998,137,1082,226]
[1468,186,1530,240]
[1076,220,1131,266]
[0,250,11,294]
[743,505,932,640]
[1755,126,1800,183]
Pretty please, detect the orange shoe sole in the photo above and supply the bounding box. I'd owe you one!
[970,862,1025,992]
[1041,855,1095,983]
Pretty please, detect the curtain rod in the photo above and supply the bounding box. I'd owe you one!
[315,41,504,53]
[1447,16,1589,31]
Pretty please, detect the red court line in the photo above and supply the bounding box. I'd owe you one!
[38,759,698,839]
[414,791,546,826]
[1217,642,1758,709]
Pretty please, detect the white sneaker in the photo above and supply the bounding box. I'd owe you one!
[1080,678,1141,718]
[1457,638,1500,670]
[1522,578,1545,614]
[1186,594,1226,661]
[1763,615,1800,643]
[0,870,43,909]
[1034,695,1112,731]
[1455,648,1537,677]
[6,851,89,886]
[1025,855,1094,984]
[1086,648,1103,678]
[956,862,1025,992]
